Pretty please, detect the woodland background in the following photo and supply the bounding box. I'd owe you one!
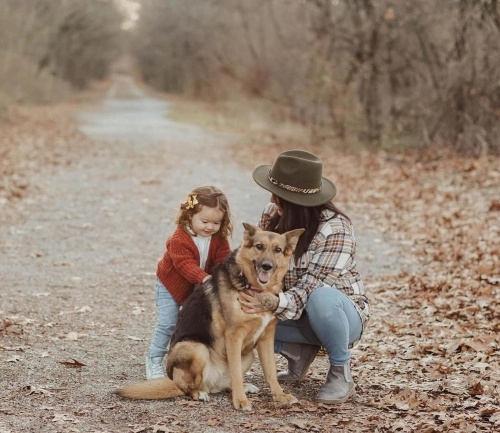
[1,0,500,156]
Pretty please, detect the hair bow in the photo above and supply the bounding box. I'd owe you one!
[184,194,198,209]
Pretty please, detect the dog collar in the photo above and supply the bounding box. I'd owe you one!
[238,271,252,290]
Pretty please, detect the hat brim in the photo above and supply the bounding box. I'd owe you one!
[252,165,337,207]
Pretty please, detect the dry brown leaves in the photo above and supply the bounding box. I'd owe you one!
[0,90,104,225]
[232,140,499,431]
[1,93,498,431]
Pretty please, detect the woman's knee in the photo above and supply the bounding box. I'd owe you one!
[306,286,343,317]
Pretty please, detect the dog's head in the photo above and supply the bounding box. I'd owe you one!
[236,223,304,293]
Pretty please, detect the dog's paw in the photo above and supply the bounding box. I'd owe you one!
[274,392,298,406]
[233,396,253,411]
[191,391,210,402]
[243,383,259,394]
[197,391,210,402]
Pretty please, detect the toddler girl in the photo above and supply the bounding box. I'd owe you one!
[146,185,233,379]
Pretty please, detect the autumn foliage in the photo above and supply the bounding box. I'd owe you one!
[232,139,500,430]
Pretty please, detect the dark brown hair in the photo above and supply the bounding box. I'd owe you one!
[267,195,350,264]
[175,185,233,239]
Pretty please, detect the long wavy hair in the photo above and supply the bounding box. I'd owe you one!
[175,185,233,239]
[266,194,350,264]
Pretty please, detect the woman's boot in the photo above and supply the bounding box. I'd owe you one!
[277,343,320,382]
[315,364,355,404]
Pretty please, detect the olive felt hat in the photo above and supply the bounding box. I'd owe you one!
[252,150,337,207]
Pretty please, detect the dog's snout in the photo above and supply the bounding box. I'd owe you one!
[261,262,273,271]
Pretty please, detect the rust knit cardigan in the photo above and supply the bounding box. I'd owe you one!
[156,226,232,305]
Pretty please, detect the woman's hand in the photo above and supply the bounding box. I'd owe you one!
[238,288,279,314]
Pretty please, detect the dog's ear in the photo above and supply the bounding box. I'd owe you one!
[283,228,305,255]
[242,222,260,237]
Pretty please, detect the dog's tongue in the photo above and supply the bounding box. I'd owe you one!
[258,270,271,284]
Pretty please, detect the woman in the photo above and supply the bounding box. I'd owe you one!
[239,149,370,404]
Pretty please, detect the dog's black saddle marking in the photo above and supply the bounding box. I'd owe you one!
[169,283,214,349]
[168,250,249,352]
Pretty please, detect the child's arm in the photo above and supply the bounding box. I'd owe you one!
[214,238,232,265]
[168,240,208,285]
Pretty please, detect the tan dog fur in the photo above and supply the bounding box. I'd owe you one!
[115,223,304,410]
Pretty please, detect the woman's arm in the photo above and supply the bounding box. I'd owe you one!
[275,228,355,320]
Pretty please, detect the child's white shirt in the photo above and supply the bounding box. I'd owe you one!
[191,234,211,270]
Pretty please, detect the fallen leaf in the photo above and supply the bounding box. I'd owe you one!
[468,382,484,396]
[52,413,78,423]
[63,332,86,340]
[58,359,87,368]
[5,354,21,363]
[24,386,54,396]
[488,200,500,211]
[132,306,144,315]
[151,425,175,433]
[207,418,220,426]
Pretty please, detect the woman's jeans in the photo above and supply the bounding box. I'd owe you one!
[274,286,363,366]
[147,279,179,359]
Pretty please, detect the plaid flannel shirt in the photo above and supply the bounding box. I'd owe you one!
[258,203,370,327]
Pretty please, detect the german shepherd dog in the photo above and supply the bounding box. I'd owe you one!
[116,223,304,410]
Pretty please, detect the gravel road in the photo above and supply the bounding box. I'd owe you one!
[0,75,407,433]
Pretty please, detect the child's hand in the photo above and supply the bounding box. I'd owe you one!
[202,275,212,283]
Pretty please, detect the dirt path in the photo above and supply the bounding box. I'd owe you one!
[1,75,409,433]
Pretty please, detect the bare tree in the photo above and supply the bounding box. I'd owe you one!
[0,0,124,108]
[131,0,500,155]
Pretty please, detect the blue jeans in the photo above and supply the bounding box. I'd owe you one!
[274,286,363,365]
[147,279,180,359]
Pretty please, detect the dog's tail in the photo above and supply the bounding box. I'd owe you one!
[114,378,185,400]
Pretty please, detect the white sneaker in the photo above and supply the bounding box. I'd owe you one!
[146,356,165,380]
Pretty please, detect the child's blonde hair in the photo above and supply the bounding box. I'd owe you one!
[176,185,233,239]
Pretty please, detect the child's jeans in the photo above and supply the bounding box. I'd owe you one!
[147,278,180,359]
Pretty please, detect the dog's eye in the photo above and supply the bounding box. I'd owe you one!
[275,247,282,253]
[255,243,264,250]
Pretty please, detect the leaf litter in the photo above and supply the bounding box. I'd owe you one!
[0,85,499,432]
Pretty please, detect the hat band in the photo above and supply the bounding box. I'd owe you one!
[268,173,321,194]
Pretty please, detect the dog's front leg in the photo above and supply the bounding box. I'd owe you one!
[225,332,252,410]
[257,325,298,406]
